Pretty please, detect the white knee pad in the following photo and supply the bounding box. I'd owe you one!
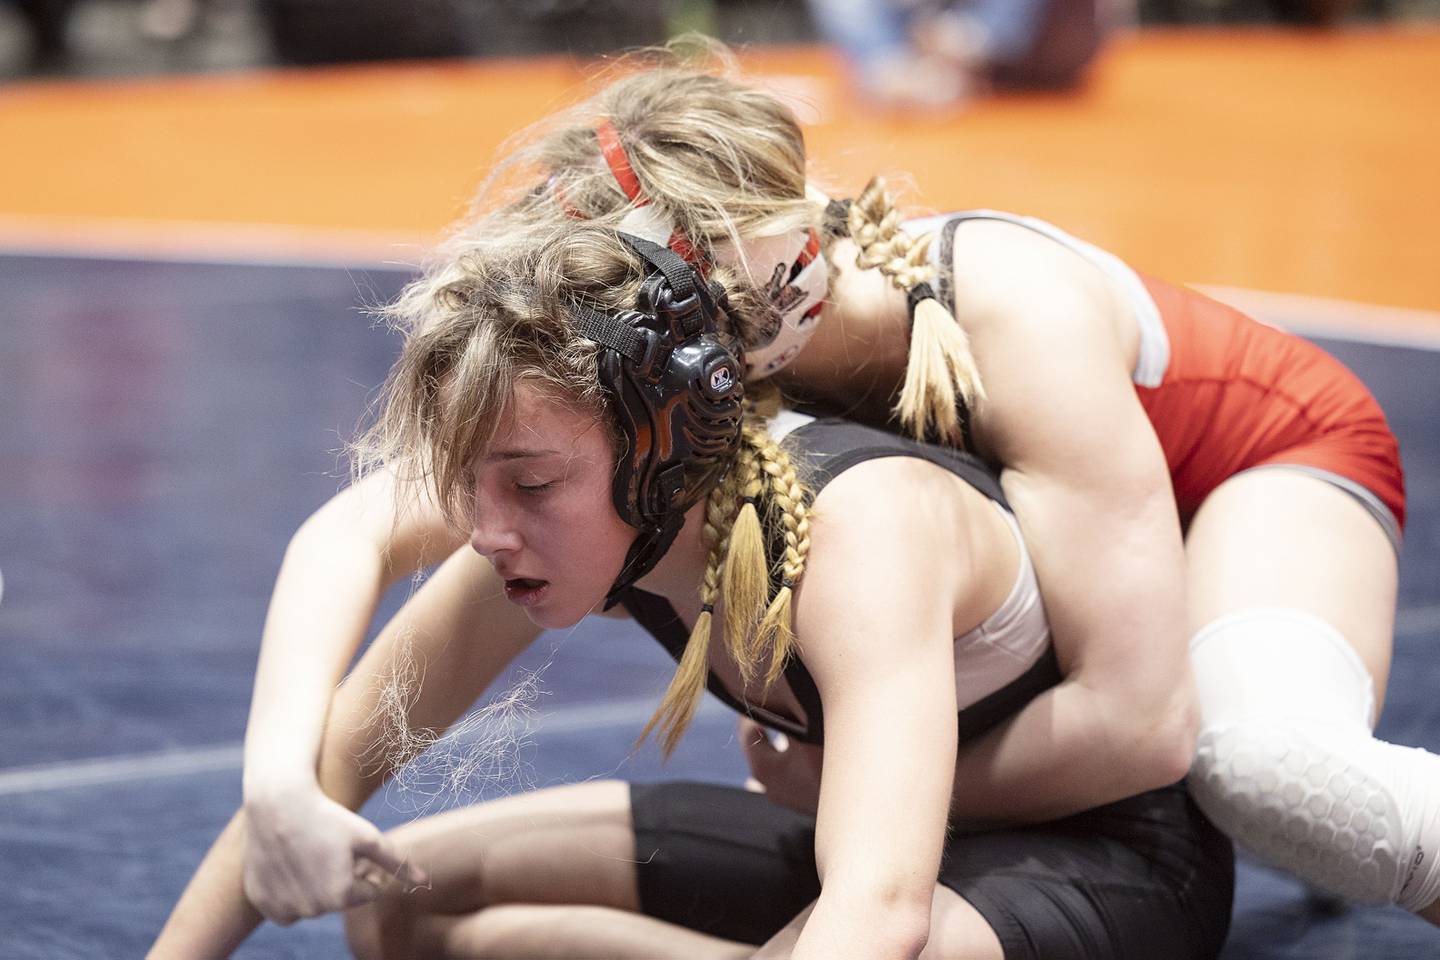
[1188,608,1440,912]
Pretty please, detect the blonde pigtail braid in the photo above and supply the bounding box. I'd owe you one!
[636,416,813,756]
[636,464,744,757]
[753,432,811,688]
[720,435,770,684]
[850,177,987,447]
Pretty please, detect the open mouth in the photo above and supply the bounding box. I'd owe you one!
[503,577,550,605]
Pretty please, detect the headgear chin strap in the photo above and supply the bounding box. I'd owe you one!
[594,119,831,380]
[569,233,745,606]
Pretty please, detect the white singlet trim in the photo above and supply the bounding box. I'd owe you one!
[905,211,1171,388]
[767,408,817,441]
[766,408,1051,708]
[952,501,1051,710]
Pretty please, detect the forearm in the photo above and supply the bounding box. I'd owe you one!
[244,534,387,796]
[949,676,1195,822]
[148,813,263,960]
[984,461,1194,821]
[243,477,460,797]
[314,546,543,808]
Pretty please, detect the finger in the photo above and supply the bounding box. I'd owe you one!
[354,832,430,888]
[248,884,299,926]
[744,776,767,793]
[342,873,385,910]
[269,907,300,927]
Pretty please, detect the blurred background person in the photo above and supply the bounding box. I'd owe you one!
[806,0,1115,108]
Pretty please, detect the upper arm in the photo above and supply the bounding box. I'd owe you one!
[953,222,1188,710]
[796,463,962,899]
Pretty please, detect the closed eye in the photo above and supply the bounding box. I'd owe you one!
[516,481,556,494]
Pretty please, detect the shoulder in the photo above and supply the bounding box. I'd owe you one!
[931,217,1149,465]
[797,456,974,616]
[944,217,1123,333]
[810,453,966,522]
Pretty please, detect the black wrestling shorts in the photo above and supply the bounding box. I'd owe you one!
[630,780,1234,960]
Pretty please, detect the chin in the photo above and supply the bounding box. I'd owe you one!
[525,598,597,630]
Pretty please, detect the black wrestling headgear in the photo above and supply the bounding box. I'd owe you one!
[568,234,745,605]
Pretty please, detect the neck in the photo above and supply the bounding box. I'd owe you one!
[632,501,709,613]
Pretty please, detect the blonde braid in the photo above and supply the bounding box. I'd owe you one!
[720,435,769,676]
[636,459,746,757]
[635,409,814,755]
[850,177,987,446]
[753,431,811,688]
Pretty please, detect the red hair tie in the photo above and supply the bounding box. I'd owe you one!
[595,119,707,272]
[596,119,645,204]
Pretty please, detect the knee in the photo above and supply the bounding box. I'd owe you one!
[1187,717,1386,824]
[1187,717,1433,909]
[343,898,389,960]
[1189,719,1301,816]
[344,890,423,960]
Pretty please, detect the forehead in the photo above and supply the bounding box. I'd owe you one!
[483,381,608,461]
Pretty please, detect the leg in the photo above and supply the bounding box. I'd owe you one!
[750,781,1233,960]
[919,889,1005,960]
[421,903,751,959]
[345,780,740,959]
[750,889,1004,960]
[1185,469,1440,919]
[1185,469,1396,702]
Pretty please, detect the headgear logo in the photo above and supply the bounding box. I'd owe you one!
[709,365,735,394]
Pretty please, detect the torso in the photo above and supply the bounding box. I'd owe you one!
[619,418,1061,745]
[783,210,1400,524]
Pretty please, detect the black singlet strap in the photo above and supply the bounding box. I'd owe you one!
[617,587,820,744]
[786,419,1006,508]
[956,647,1062,743]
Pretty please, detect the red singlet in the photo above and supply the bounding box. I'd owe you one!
[1134,275,1405,532]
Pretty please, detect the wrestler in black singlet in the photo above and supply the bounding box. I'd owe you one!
[619,418,1235,960]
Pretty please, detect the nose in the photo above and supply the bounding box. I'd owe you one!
[468,502,522,560]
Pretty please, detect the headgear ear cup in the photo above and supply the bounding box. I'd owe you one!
[569,234,744,603]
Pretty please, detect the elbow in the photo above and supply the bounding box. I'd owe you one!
[868,887,934,960]
[1150,702,1199,788]
[816,880,932,959]
[1132,688,1199,791]
[1093,678,1198,795]
[876,907,931,960]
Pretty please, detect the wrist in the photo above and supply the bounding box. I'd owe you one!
[242,766,319,808]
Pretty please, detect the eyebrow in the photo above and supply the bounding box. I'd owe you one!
[483,448,562,462]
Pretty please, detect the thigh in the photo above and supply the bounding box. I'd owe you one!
[635,781,1233,960]
[942,784,1236,960]
[372,779,642,915]
[414,903,754,960]
[630,780,821,945]
[1184,468,1398,705]
[923,888,1006,960]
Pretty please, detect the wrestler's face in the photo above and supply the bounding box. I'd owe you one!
[465,382,635,629]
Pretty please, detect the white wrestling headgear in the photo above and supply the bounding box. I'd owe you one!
[594,120,831,380]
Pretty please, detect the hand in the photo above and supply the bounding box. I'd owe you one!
[241,782,428,925]
[739,717,824,815]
